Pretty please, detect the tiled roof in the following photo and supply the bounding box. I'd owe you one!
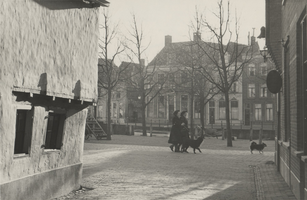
[148,40,252,67]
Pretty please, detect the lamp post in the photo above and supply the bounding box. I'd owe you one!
[260,46,269,62]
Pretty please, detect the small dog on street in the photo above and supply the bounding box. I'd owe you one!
[250,141,267,154]
[182,135,204,154]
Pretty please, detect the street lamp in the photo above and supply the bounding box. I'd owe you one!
[260,46,269,62]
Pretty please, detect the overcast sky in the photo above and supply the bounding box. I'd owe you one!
[102,0,265,65]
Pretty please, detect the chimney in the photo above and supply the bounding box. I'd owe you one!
[251,28,256,46]
[165,35,172,46]
[251,36,256,46]
[140,59,145,66]
[193,32,201,41]
[248,32,250,46]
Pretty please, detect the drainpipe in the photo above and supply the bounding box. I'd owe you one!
[277,92,280,172]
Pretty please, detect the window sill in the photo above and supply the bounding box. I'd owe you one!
[14,153,29,159]
[301,155,307,163]
[282,141,290,149]
[43,149,61,154]
[294,151,304,158]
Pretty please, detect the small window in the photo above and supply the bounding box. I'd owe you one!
[248,84,255,98]
[158,74,165,84]
[168,74,175,88]
[249,65,255,76]
[158,96,165,118]
[181,73,188,83]
[219,100,226,119]
[209,100,215,107]
[116,92,121,99]
[167,53,176,64]
[181,95,188,111]
[260,84,267,97]
[266,104,273,121]
[194,97,200,118]
[14,108,33,155]
[45,112,66,150]
[231,101,239,120]
[260,65,267,75]
[255,104,262,121]
[231,82,237,92]
[113,103,117,118]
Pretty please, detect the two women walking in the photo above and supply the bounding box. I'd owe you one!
[168,110,190,152]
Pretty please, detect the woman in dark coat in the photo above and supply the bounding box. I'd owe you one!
[180,111,190,153]
[168,110,181,152]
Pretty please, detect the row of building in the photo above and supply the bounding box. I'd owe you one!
[93,34,276,128]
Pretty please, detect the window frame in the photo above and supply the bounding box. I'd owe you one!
[43,109,66,151]
[219,100,226,119]
[14,104,33,158]
[249,64,255,76]
[158,95,166,118]
[266,104,273,121]
[260,84,268,98]
[254,104,262,121]
[248,84,256,98]
[260,64,267,76]
[230,100,239,120]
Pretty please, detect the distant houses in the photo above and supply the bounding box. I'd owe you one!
[95,34,276,130]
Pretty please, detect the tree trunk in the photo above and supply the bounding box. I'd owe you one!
[141,87,147,136]
[225,91,232,147]
[107,88,112,140]
[141,103,146,136]
[199,90,205,137]
[190,93,194,139]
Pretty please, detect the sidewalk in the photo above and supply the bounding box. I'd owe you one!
[54,135,296,200]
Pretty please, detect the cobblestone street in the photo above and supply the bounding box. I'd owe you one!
[55,135,296,200]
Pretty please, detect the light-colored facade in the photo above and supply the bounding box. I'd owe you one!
[146,35,244,126]
[0,1,104,199]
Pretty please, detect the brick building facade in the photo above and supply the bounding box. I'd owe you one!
[242,36,276,127]
[265,0,307,199]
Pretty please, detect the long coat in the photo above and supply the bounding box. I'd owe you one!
[168,117,181,144]
[180,116,190,142]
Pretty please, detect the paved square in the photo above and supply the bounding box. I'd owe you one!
[55,135,295,200]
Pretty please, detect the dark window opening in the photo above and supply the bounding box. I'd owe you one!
[116,92,121,99]
[14,109,33,155]
[158,74,165,84]
[45,112,66,150]
[209,100,215,107]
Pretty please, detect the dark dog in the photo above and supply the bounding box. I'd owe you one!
[182,136,204,154]
[250,141,267,154]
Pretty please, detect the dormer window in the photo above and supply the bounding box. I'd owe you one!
[260,64,267,75]
[249,64,255,76]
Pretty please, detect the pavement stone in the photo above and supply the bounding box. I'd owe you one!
[54,135,296,200]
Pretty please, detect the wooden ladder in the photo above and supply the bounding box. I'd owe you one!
[85,115,107,140]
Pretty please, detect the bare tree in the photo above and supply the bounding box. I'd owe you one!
[98,9,127,140]
[196,0,254,146]
[124,14,166,136]
[187,9,220,136]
